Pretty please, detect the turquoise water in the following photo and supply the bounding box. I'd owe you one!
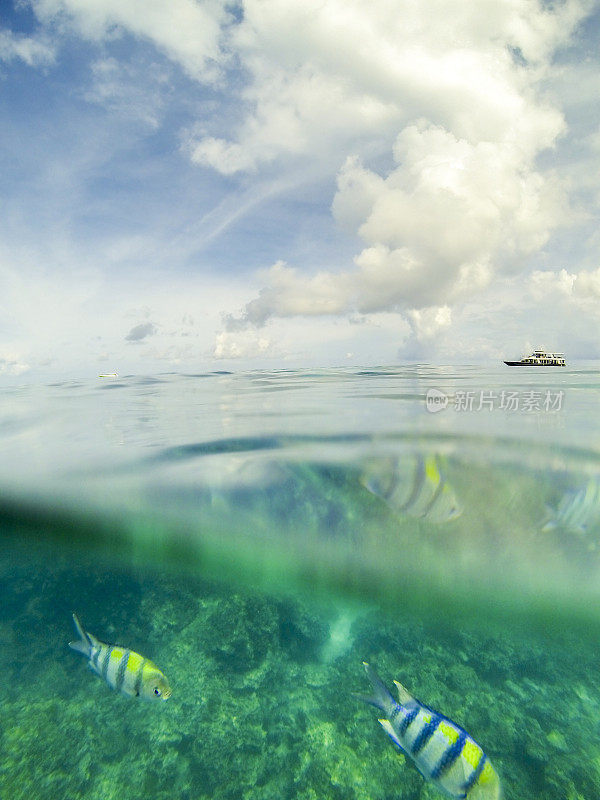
[1,365,600,799]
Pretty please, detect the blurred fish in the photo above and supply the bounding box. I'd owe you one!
[542,477,600,535]
[360,455,462,523]
[358,663,501,800]
[69,613,171,701]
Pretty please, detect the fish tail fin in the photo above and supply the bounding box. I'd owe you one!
[355,662,396,716]
[467,777,502,800]
[68,613,94,656]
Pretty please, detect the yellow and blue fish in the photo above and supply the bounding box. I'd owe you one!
[358,663,500,800]
[69,613,171,701]
[360,454,462,524]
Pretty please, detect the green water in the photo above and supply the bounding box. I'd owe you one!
[1,367,600,799]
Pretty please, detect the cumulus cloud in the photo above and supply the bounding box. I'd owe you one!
[208,0,591,342]
[5,0,598,368]
[125,321,157,342]
[226,117,570,332]
[336,122,567,302]
[188,0,588,174]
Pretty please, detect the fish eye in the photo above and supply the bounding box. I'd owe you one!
[154,687,161,696]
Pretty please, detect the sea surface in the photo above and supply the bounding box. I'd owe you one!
[1,364,600,799]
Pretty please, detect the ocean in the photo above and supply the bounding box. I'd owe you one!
[1,364,600,799]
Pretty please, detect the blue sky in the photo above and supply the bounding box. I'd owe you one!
[1,0,600,379]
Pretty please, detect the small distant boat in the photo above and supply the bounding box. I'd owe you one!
[504,349,565,367]
[98,372,118,378]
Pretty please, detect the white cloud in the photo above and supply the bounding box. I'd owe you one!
[407,306,452,341]
[3,0,599,372]
[188,62,396,173]
[188,137,257,176]
[0,354,30,376]
[30,0,230,81]
[575,266,600,299]
[0,29,55,66]
[226,116,571,331]
[529,267,576,297]
[218,311,412,365]
[214,330,274,360]
[336,122,568,304]
[392,272,600,362]
[187,0,589,174]
[206,0,591,345]
[530,266,600,302]
[589,127,600,153]
[84,57,169,128]
[226,260,353,328]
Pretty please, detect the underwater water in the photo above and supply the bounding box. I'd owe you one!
[1,365,600,799]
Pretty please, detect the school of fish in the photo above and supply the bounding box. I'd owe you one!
[68,612,502,798]
[68,447,501,798]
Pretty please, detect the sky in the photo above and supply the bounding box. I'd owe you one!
[1,0,600,379]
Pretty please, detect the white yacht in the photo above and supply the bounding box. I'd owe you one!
[504,349,565,367]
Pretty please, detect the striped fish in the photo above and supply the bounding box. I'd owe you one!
[542,477,600,535]
[69,614,171,701]
[360,455,462,524]
[358,663,501,800]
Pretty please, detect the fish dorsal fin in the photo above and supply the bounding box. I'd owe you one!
[394,680,414,705]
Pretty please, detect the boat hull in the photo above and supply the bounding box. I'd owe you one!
[503,361,565,366]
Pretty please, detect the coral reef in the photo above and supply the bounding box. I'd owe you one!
[2,472,600,800]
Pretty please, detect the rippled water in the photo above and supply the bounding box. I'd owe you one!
[1,365,600,799]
